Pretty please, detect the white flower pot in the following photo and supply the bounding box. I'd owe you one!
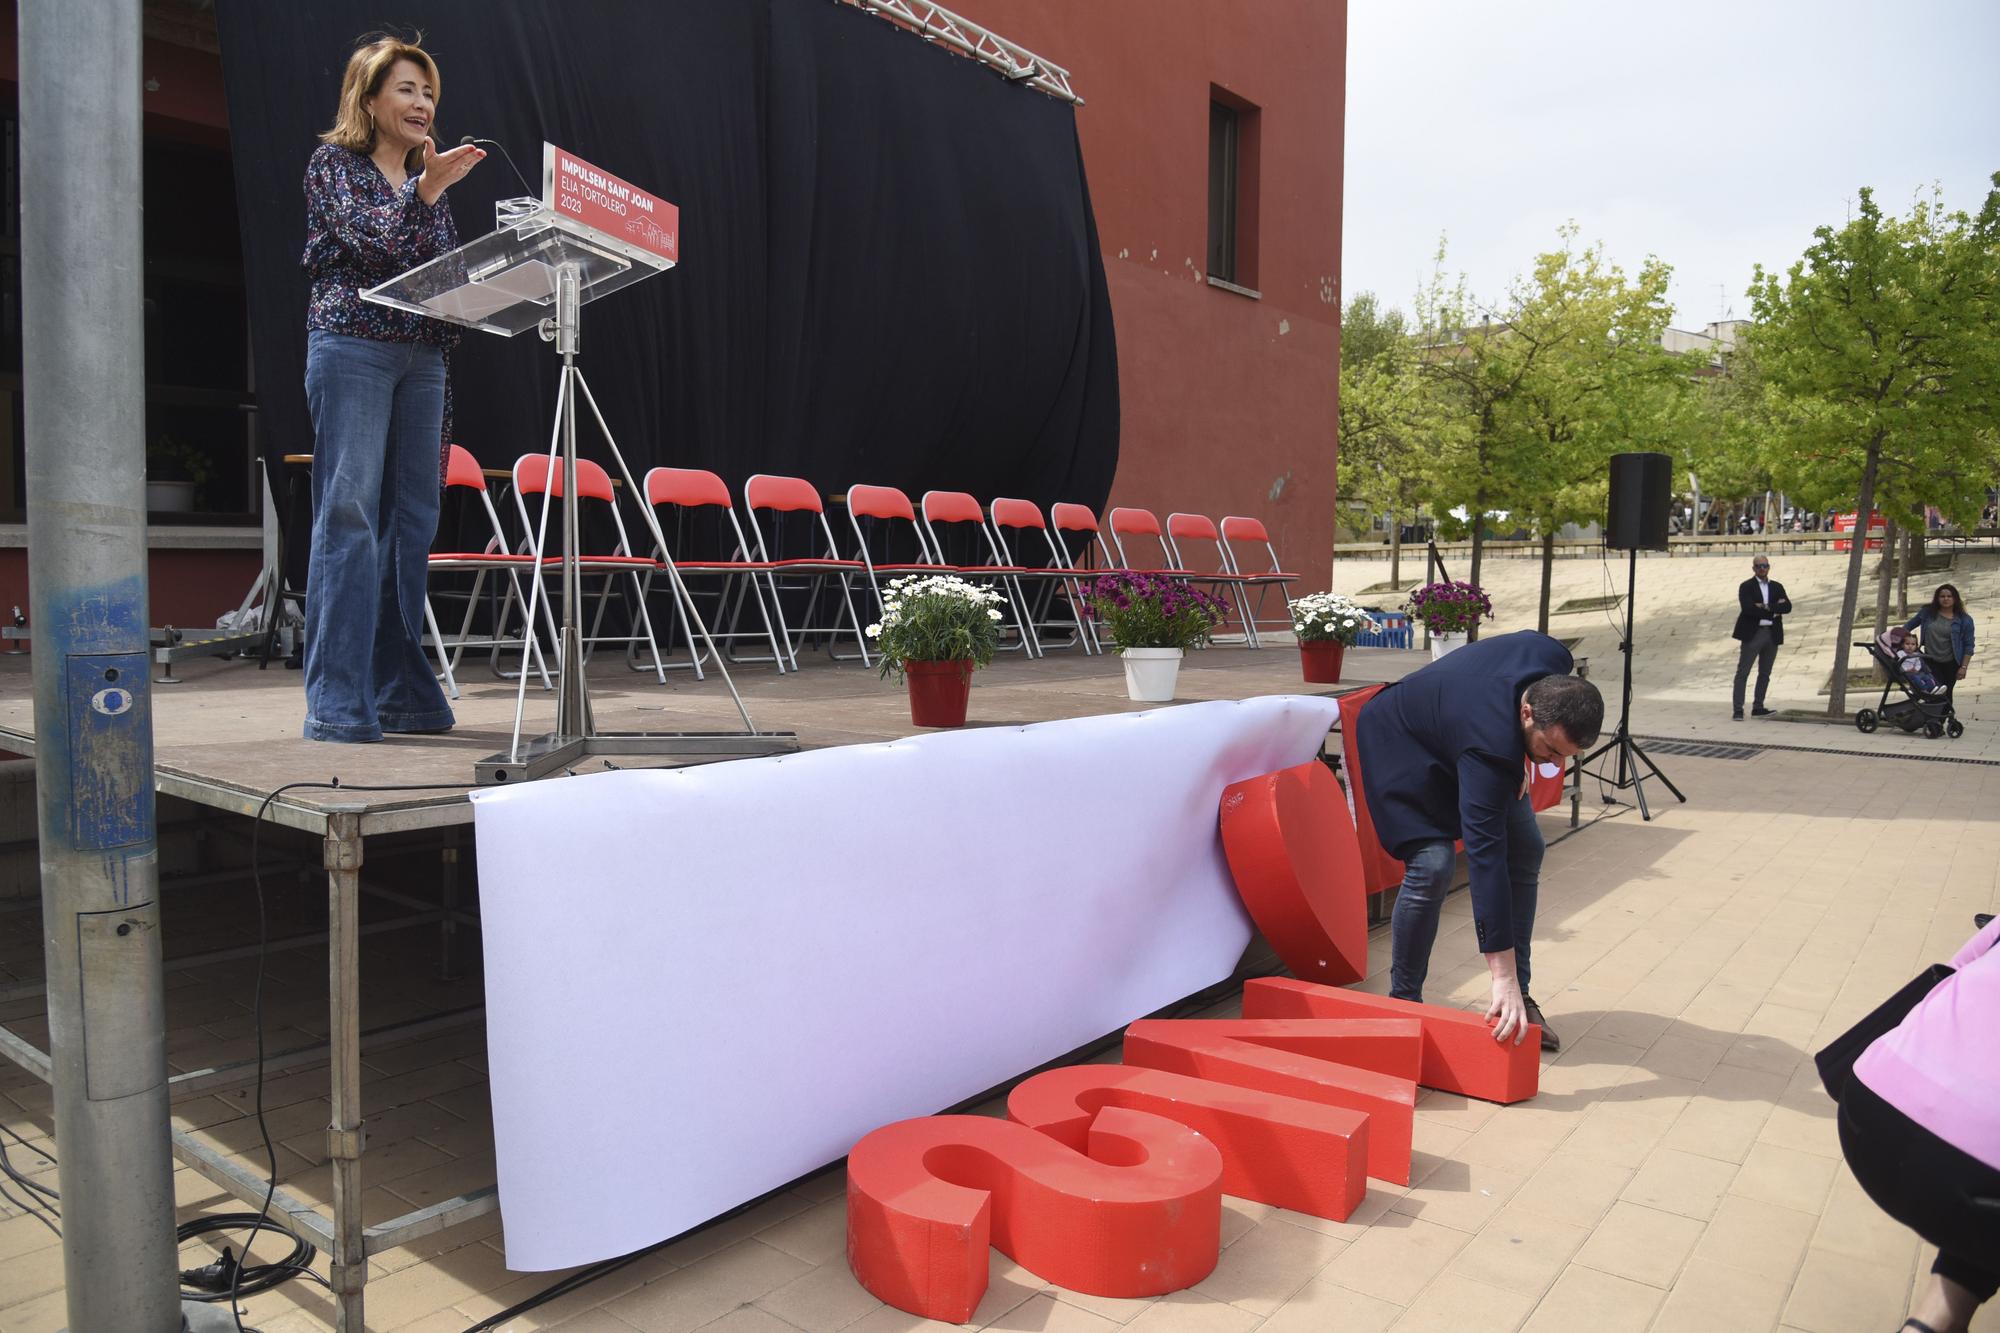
[1428,631,1467,661]
[1121,647,1183,702]
[146,480,195,513]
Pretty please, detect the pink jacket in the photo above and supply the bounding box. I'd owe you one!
[1854,917,2000,1170]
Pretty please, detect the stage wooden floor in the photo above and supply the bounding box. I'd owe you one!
[0,641,1415,816]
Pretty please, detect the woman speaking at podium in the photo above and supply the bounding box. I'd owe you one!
[299,36,482,742]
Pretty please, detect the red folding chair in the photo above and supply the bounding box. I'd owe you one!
[1050,502,1125,576]
[1218,515,1300,642]
[638,467,789,675]
[510,453,667,682]
[989,497,1098,654]
[919,490,1042,657]
[1165,512,1260,647]
[742,474,872,668]
[425,444,551,696]
[1106,506,1188,576]
[1111,506,1245,649]
[843,484,952,622]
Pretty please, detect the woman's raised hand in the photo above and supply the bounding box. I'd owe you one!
[416,138,484,206]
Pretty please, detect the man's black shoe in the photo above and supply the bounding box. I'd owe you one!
[1752,706,1776,717]
[1731,710,1744,721]
[1522,996,1560,1053]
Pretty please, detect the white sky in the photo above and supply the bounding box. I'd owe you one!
[1341,0,2000,330]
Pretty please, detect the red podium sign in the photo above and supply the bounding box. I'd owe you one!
[541,143,679,265]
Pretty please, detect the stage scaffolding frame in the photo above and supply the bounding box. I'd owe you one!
[846,0,1083,104]
[0,721,489,1333]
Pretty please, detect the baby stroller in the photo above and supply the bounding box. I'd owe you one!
[1854,629,1963,739]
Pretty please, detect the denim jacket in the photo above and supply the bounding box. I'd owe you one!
[1902,607,1976,664]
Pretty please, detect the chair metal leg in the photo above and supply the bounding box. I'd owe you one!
[423,595,461,699]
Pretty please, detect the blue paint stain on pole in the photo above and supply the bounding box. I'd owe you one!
[65,651,153,852]
[40,575,155,882]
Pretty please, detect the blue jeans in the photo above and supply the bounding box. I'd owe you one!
[1388,793,1542,1002]
[302,331,453,742]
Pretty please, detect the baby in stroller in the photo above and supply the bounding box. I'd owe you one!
[1883,628,1942,694]
[1855,627,1962,738]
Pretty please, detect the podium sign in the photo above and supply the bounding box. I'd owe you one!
[362,142,676,337]
[545,145,679,266]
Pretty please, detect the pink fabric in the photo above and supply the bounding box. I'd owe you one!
[1853,917,2000,1170]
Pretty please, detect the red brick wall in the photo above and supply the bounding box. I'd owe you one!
[947,0,1345,592]
[0,549,264,648]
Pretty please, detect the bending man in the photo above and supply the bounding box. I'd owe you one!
[1356,630,1603,1051]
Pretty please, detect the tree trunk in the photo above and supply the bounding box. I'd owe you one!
[1898,528,1915,617]
[1827,440,1884,716]
[1873,520,1897,640]
[1537,530,1555,634]
[1389,508,1402,588]
[1468,512,1486,642]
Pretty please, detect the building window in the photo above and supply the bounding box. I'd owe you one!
[1207,91,1259,292]
[1208,101,1237,283]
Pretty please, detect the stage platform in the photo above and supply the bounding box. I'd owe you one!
[0,641,1422,1332]
[0,642,1417,827]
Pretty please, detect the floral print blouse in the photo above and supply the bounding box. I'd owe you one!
[302,143,461,477]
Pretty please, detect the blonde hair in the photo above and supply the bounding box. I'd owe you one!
[320,35,441,174]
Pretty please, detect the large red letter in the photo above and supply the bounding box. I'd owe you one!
[1121,1018,1419,1183]
[1242,977,1540,1104]
[1219,760,1368,985]
[846,1109,1222,1323]
[1007,1063,1370,1222]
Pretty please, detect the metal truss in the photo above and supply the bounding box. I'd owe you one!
[847,0,1082,104]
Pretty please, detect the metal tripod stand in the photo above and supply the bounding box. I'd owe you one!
[1575,545,1686,821]
[478,262,798,783]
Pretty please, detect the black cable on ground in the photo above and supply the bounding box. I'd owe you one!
[178,1212,330,1301]
[0,1178,58,1236]
[0,1126,58,1205]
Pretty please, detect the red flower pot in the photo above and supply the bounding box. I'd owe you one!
[903,659,974,727]
[1300,640,1345,684]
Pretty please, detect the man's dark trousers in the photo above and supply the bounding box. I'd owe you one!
[1733,627,1778,713]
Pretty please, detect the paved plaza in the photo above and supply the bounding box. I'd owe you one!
[0,576,1995,1331]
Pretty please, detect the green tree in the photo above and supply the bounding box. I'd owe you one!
[1340,291,1408,372]
[1493,244,1687,630]
[1338,332,1455,587]
[1747,177,2000,714]
[1682,341,1777,536]
[1415,229,1689,635]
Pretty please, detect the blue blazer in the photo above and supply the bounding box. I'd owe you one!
[1355,630,1575,955]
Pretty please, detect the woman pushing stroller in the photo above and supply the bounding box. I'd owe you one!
[1902,584,1974,720]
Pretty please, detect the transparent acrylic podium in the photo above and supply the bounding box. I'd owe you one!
[365,181,799,783]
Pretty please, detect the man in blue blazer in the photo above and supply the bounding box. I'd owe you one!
[1356,630,1603,1052]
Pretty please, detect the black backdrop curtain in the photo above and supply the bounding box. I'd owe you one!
[214,0,1118,556]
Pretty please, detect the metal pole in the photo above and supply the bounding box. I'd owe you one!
[553,264,591,737]
[324,810,367,1333]
[19,2,187,1329]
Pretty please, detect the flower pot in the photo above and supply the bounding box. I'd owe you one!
[146,479,195,513]
[903,658,973,727]
[1121,646,1183,702]
[1428,630,1467,661]
[1299,640,1345,684]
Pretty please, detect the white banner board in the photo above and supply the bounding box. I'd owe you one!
[471,696,1341,1269]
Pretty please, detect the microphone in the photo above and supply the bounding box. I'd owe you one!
[459,135,536,199]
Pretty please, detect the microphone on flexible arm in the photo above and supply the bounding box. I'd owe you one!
[459,135,537,199]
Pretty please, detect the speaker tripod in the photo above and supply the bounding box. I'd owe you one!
[1576,545,1685,821]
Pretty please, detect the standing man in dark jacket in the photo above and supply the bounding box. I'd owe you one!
[1731,556,1792,719]
[1355,631,1603,1052]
